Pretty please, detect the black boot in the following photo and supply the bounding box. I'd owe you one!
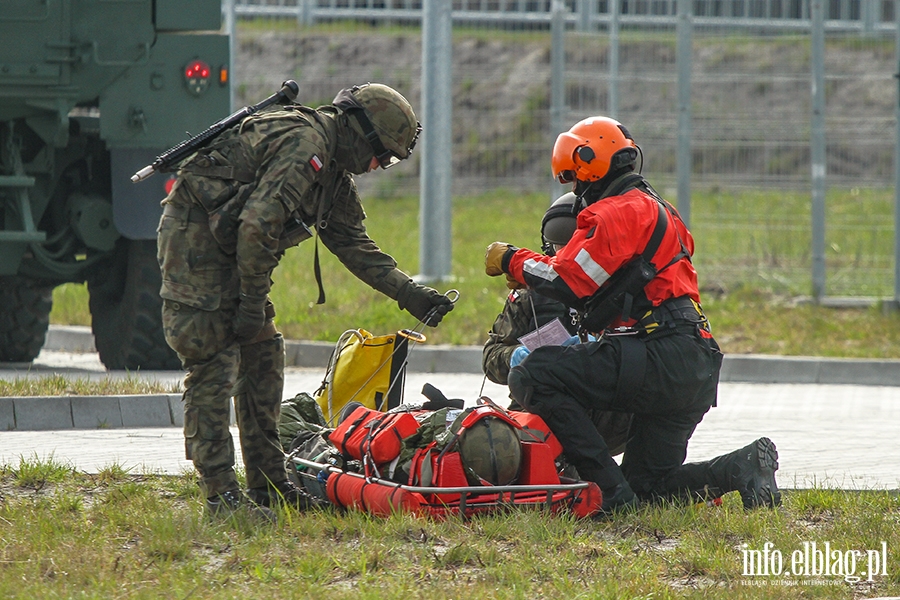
[579,464,639,516]
[207,489,277,523]
[707,437,781,509]
[246,479,326,511]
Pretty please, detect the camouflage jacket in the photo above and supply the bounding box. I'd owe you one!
[482,289,579,385]
[158,105,412,308]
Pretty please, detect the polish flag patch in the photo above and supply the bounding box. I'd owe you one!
[309,154,324,172]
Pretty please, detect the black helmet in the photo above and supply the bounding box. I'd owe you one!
[541,192,578,256]
[457,416,522,486]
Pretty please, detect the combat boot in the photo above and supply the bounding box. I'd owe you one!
[579,464,639,517]
[599,481,639,515]
[206,489,277,523]
[246,479,326,511]
[711,437,781,509]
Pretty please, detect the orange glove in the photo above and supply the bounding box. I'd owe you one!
[485,241,516,276]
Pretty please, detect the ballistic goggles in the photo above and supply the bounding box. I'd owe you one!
[333,86,422,169]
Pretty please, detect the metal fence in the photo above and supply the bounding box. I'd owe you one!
[229,0,898,300]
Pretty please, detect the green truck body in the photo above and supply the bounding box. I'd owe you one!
[0,0,230,368]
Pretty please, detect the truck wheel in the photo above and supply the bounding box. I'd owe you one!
[88,238,181,370]
[0,277,53,362]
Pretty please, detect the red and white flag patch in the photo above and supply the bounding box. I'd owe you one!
[309,154,324,172]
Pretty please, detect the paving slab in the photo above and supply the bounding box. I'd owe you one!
[1,379,898,491]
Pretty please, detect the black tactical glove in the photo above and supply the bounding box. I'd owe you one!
[397,280,455,327]
[235,294,267,341]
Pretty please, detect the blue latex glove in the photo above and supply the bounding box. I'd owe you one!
[561,334,581,347]
[561,334,597,347]
[510,345,530,368]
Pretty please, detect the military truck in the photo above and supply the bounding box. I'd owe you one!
[0,0,230,369]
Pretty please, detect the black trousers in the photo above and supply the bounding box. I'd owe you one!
[508,327,723,497]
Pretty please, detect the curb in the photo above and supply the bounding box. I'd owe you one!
[1,394,185,431]
[3,325,894,432]
[44,325,900,385]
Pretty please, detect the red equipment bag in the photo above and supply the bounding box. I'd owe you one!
[328,405,420,465]
[507,410,564,460]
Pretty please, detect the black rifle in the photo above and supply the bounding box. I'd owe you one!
[131,79,300,183]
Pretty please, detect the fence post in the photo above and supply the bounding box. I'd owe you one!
[811,0,827,301]
[577,0,594,32]
[418,0,453,282]
[550,0,567,203]
[676,0,692,227]
[223,0,235,113]
[609,0,620,119]
[893,0,900,309]
[297,0,315,27]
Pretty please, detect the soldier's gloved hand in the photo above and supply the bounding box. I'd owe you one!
[235,294,267,340]
[510,345,530,368]
[397,280,455,327]
[485,242,518,277]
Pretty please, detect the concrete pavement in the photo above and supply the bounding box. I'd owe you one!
[1,326,898,490]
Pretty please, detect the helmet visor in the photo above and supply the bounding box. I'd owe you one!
[556,170,576,184]
[376,121,421,169]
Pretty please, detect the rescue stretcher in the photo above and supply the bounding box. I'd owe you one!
[285,401,603,519]
[284,293,603,519]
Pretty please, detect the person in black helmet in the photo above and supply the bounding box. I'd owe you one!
[482,192,632,457]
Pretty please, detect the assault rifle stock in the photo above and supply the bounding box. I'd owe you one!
[131,79,300,183]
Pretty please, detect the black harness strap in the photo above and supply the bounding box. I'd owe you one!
[612,335,647,409]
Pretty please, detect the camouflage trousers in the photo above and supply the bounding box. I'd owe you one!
[162,297,287,498]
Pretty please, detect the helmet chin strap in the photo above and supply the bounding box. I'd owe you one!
[573,180,597,212]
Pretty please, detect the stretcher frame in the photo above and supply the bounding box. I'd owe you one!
[290,455,596,518]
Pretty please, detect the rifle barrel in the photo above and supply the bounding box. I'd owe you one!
[131,80,299,183]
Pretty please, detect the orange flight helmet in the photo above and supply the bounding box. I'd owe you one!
[551,116,638,184]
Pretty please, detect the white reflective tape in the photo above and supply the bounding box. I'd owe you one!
[574,248,611,288]
[522,258,559,282]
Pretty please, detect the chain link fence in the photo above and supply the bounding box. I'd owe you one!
[230,0,898,299]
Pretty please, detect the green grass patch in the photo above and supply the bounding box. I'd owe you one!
[51,188,900,357]
[0,457,898,598]
[0,374,181,397]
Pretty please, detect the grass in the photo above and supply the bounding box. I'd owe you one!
[0,374,180,397]
[50,188,900,357]
[0,456,898,598]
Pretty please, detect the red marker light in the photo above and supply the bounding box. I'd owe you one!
[184,59,212,95]
[164,177,176,195]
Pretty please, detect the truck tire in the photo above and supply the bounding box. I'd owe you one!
[0,277,53,362]
[88,238,181,370]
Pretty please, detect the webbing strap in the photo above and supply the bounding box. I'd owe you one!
[613,336,647,409]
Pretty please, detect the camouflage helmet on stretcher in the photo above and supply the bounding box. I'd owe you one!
[332,83,422,169]
[457,416,522,486]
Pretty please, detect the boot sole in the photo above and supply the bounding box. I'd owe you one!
[740,437,781,509]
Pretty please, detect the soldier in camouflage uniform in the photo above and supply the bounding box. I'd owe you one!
[482,192,632,456]
[157,83,454,517]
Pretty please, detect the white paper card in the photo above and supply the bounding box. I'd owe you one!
[518,318,572,352]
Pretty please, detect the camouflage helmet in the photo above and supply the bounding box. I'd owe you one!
[332,83,422,169]
[457,416,522,486]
